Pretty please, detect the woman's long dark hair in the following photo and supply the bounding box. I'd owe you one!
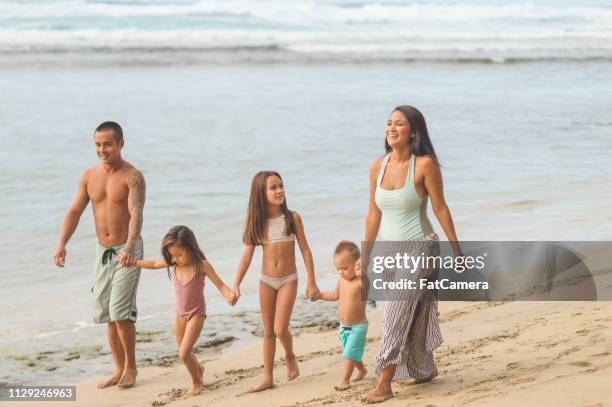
[385,105,440,166]
[161,225,207,280]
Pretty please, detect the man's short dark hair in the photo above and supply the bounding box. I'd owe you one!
[94,121,123,142]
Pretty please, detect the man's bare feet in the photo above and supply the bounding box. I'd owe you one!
[414,366,438,384]
[286,353,300,381]
[352,366,367,382]
[248,380,274,393]
[117,368,137,389]
[363,387,394,404]
[334,380,351,391]
[96,371,123,389]
[186,382,203,396]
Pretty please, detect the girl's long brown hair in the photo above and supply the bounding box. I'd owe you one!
[243,171,295,245]
[161,225,207,279]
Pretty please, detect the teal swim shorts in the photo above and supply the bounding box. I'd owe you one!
[339,322,368,362]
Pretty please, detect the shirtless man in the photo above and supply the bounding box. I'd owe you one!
[53,121,145,389]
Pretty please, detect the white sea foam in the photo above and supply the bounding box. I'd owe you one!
[0,0,611,22]
[0,0,611,60]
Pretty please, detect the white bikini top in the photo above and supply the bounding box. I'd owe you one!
[262,214,295,244]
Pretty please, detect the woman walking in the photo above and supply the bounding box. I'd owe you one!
[361,105,462,403]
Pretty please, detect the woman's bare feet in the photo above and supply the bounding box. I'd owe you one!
[363,387,394,404]
[117,368,137,389]
[96,371,123,389]
[186,382,203,396]
[334,380,351,391]
[352,366,367,382]
[248,379,274,393]
[286,353,300,381]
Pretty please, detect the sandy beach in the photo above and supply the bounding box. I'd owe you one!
[25,295,606,407]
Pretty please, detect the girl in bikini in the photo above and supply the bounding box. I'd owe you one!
[132,225,236,396]
[232,171,320,392]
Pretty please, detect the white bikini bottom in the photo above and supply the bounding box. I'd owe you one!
[260,272,298,290]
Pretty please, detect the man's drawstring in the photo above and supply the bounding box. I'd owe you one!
[102,248,117,265]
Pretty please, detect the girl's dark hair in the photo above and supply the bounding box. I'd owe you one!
[243,171,295,245]
[385,105,440,166]
[161,225,206,279]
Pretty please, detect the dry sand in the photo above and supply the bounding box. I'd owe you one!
[24,298,611,407]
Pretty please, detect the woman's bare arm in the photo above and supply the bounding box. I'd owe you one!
[422,156,462,255]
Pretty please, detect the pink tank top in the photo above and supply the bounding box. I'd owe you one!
[172,266,206,320]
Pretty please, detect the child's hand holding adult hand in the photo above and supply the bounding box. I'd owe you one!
[119,246,136,267]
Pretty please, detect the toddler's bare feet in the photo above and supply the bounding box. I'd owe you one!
[286,353,300,381]
[117,368,137,389]
[248,380,274,393]
[96,371,123,389]
[334,380,351,391]
[186,382,203,396]
[351,366,367,382]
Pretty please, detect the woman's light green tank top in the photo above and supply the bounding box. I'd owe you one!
[374,153,433,241]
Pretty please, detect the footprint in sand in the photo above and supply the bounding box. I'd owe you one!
[506,362,520,370]
[161,386,186,401]
[569,361,591,367]
[510,376,536,385]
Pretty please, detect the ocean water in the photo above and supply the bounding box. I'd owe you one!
[0,0,611,386]
[1,0,612,65]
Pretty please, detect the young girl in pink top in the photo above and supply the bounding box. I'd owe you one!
[134,225,236,396]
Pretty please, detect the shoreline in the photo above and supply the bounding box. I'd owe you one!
[0,294,349,387]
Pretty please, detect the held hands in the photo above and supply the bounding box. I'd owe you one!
[118,245,137,267]
[222,286,238,306]
[53,244,66,267]
[231,284,241,304]
[306,282,320,301]
[116,251,135,267]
